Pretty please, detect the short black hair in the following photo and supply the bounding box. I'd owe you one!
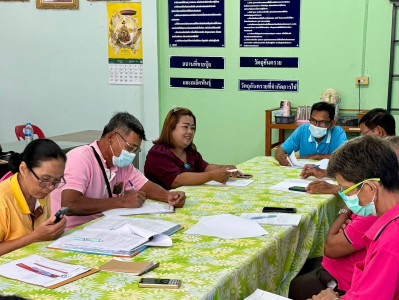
[102,112,147,141]
[8,139,66,173]
[328,135,399,191]
[311,102,336,120]
[359,108,396,136]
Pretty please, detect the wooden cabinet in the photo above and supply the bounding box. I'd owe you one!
[265,108,368,156]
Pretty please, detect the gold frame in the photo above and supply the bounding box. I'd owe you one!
[36,0,78,9]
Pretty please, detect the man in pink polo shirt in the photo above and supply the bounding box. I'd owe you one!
[51,112,186,230]
[289,211,377,299]
[309,135,399,300]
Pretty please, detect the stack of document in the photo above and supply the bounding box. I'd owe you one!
[103,201,174,217]
[48,216,182,257]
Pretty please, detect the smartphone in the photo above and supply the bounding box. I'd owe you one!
[262,207,296,213]
[54,207,68,223]
[138,278,181,289]
[288,186,306,192]
[236,174,253,179]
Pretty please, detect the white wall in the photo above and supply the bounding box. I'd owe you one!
[0,0,159,170]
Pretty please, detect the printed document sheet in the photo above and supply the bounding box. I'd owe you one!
[185,214,268,239]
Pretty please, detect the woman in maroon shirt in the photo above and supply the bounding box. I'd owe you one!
[144,107,239,190]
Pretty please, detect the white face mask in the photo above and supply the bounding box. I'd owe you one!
[309,124,328,138]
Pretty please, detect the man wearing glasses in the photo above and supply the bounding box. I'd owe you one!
[275,102,347,166]
[51,112,186,230]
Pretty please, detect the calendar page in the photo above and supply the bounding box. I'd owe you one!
[107,3,143,85]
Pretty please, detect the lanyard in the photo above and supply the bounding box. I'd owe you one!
[91,146,113,198]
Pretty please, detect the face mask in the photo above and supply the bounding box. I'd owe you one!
[339,183,377,217]
[309,124,328,138]
[110,136,136,168]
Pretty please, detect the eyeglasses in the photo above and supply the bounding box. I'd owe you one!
[309,118,331,128]
[30,168,66,189]
[361,127,375,136]
[116,132,141,154]
[340,178,380,195]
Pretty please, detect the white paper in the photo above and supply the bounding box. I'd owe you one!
[185,214,268,239]
[0,255,91,288]
[205,179,254,187]
[103,202,174,217]
[144,234,172,247]
[245,289,292,300]
[240,213,302,226]
[269,178,335,194]
[317,158,329,170]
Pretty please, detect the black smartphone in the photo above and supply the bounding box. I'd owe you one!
[237,174,253,179]
[54,207,68,223]
[262,207,296,213]
[288,186,307,192]
[138,278,181,289]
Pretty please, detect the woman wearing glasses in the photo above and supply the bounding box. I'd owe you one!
[144,107,239,190]
[0,139,67,256]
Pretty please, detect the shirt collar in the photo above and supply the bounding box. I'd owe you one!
[90,140,118,174]
[308,128,332,144]
[364,202,399,241]
[10,173,46,215]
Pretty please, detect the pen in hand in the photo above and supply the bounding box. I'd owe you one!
[306,165,320,171]
[128,180,136,190]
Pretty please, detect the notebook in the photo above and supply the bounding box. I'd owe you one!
[99,260,159,275]
[48,216,182,257]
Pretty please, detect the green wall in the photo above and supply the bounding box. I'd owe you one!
[157,0,393,165]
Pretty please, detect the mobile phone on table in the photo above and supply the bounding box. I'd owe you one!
[54,207,68,223]
[236,174,253,179]
[262,207,296,213]
[138,278,181,289]
[288,186,306,192]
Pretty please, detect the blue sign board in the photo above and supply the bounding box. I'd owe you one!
[239,80,298,92]
[171,78,224,89]
[240,57,298,68]
[168,0,225,47]
[170,56,225,69]
[240,0,300,47]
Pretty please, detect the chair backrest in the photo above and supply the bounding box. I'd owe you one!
[0,171,13,182]
[15,124,46,141]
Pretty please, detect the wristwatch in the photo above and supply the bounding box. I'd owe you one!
[338,208,351,217]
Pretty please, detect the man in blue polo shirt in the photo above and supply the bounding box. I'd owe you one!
[275,102,347,166]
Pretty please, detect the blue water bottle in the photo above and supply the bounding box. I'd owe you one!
[24,123,34,144]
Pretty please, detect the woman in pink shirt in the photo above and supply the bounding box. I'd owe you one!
[144,107,239,190]
[309,135,399,300]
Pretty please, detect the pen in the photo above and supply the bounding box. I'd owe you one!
[128,180,136,190]
[250,215,277,219]
[306,165,320,170]
[227,169,238,173]
[73,237,103,242]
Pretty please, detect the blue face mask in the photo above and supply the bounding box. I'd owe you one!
[309,124,328,138]
[338,179,380,217]
[110,136,136,168]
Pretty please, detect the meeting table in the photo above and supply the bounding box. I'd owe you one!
[0,156,341,299]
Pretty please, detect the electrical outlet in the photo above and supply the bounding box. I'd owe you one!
[355,77,369,85]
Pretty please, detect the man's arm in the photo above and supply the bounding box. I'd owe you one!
[275,147,290,166]
[139,181,186,207]
[61,189,146,216]
[324,209,355,258]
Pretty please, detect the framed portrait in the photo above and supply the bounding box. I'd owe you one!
[36,0,78,9]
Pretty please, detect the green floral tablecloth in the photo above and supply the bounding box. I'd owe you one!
[0,156,341,299]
